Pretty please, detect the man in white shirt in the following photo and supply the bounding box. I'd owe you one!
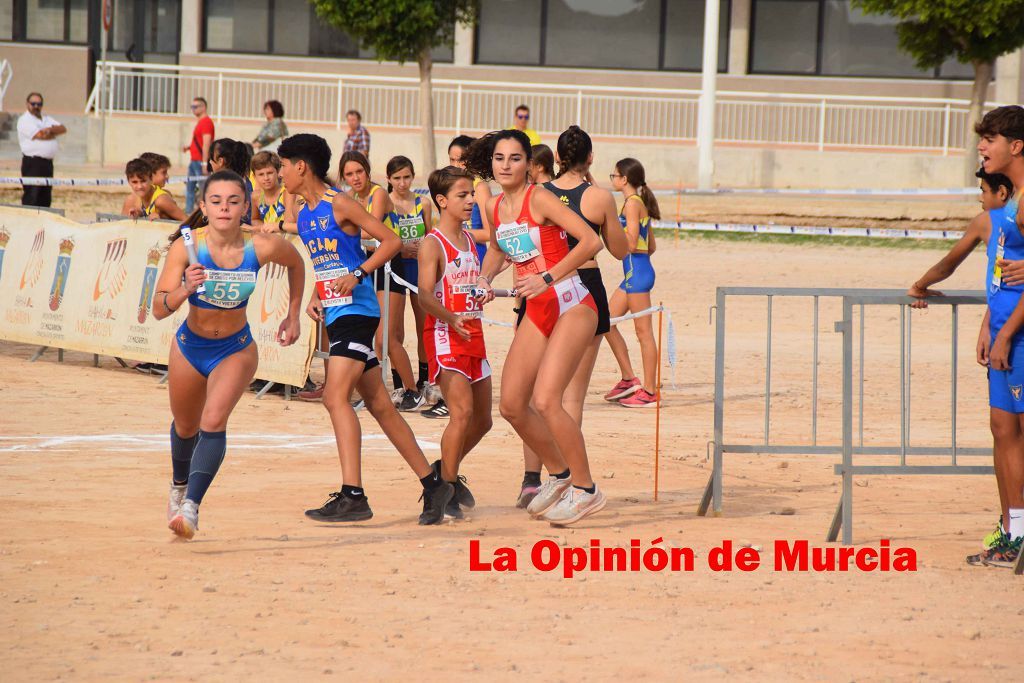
[18,92,66,207]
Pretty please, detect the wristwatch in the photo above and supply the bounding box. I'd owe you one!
[352,268,367,283]
[541,271,554,285]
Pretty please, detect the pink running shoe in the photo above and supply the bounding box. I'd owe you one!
[604,377,641,401]
[619,388,658,408]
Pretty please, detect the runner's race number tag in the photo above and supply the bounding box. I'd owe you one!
[495,222,540,263]
[200,270,257,308]
[397,215,427,243]
[316,267,353,308]
[452,283,482,319]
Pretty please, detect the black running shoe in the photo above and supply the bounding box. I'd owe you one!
[418,482,454,525]
[421,399,449,419]
[398,389,425,412]
[134,362,153,374]
[151,363,168,374]
[305,491,373,522]
[444,497,465,521]
[430,460,476,508]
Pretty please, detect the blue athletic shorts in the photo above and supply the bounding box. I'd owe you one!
[988,338,1024,412]
[175,321,253,378]
[620,252,655,294]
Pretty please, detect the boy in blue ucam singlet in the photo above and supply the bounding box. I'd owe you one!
[279,133,455,526]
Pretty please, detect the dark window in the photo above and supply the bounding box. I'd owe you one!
[0,0,12,40]
[750,0,818,74]
[751,0,974,79]
[664,0,729,72]
[202,0,452,62]
[476,0,542,66]
[205,0,269,53]
[545,0,661,70]
[476,0,730,72]
[12,0,88,43]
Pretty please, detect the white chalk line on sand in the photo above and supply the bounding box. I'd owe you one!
[0,433,439,454]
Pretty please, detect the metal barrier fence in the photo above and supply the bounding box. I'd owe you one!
[697,287,993,545]
[85,61,995,154]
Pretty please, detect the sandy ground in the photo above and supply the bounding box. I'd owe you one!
[2,227,1022,681]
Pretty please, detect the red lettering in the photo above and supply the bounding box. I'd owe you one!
[736,547,760,571]
[532,540,559,572]
[469,540,490,571]
[774,540,809,571]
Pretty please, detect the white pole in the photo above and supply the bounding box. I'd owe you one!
[697,0,721,190]
[99,3,108,168]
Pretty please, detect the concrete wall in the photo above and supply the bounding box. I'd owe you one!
[88,115,965,190]
[1,42,91,114]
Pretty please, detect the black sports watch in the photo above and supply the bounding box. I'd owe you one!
[541,271,554,285]
[352,268,367,283]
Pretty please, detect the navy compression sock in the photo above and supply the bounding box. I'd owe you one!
[185,430,227,504]
[170,423,198,485]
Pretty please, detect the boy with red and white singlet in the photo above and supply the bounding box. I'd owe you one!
[417,166,495,520]
[424,226,489,384]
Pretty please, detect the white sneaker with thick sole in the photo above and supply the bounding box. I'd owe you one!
[526,477,573,518]
[167,483,187,522]
[168,499,199,539]
[543,485,607,526]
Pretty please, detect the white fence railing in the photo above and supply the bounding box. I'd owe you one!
[85,61,991,155]
[0,59,13,111]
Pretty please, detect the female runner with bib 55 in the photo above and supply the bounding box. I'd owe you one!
[156,170,306,540]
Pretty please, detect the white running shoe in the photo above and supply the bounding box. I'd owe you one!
[526,476,573,518]
[543,485,607,525]
[389,387,405,406]
[168,499,199,539]
[167,483,187,522]
[424,383,443,404]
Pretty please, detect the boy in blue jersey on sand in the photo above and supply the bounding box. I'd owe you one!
[277,134,454,525]
[909,105,1024,568]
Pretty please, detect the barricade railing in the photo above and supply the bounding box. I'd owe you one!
[697,287,992,545]
[85,60,1000,153]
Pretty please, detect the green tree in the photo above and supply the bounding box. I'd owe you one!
[854,0,1024,180]
[311,0,478,171]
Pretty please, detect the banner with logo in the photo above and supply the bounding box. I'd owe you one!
[0,207,316,387]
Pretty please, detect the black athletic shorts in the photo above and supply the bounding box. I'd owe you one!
[579,267,611,336]
[326,314,380,371]
[371,254,408,295]
[514,267,610,336]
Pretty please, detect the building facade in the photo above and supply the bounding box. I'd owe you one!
[2,1,1020,188]
[4,0,1021,113]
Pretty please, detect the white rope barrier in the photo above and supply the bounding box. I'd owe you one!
[656,220,966,241]
[2,176,978,196]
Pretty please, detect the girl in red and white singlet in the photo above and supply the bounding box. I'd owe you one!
[465,129,607,526]
[417,166,493,520]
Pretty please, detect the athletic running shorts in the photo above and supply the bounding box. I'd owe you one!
[327,314,380,371]
[175,321,253,378]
